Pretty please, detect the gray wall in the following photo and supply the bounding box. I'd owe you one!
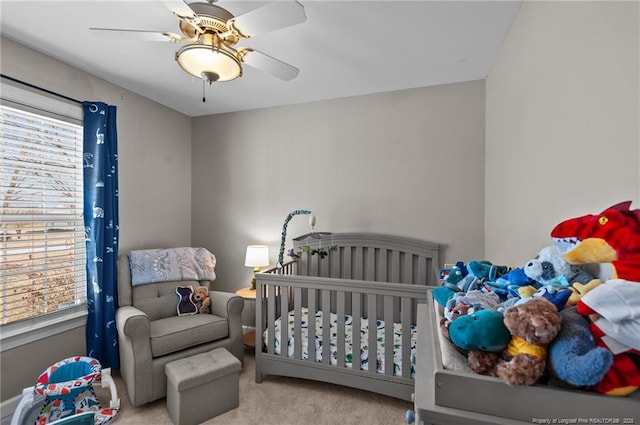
[485,1,640,265]
[0,37,193,400]
[1,327,86,397]
[191,81,487,292]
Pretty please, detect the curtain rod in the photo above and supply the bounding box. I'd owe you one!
[1,73,83,105]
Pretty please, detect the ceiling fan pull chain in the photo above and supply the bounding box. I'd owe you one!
[202,79,215,102]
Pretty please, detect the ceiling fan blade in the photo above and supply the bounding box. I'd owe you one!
[89,28,182,42]
[241,49,299,81]
[160,0,196,19]
[160,0,203,35]
[230,1,306,38]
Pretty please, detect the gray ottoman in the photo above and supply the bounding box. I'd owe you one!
[165,348,241,425]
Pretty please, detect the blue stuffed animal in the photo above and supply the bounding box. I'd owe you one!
[448,309,511,352]
[547,306,613,387]
[467,260,510,281]
[444,261,468,285]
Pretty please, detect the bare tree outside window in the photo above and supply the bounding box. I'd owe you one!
[1,104,86,325]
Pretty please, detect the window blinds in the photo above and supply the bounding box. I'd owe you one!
[0,97,86,325]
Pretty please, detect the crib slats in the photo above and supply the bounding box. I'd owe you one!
[417,257,427,287]
[293,287,302,360]
[342,247,352,279]
[321,289,331,364]
[367,293,377,374]
[390,251,400,283]
[330,247,340,278]
[299,253,308,276]
[401,297,412,379]
[308,288,317,363]
[257,233,439,395]
[364,247,375,281]
[293,232,440,287]
[384,295,394,376]
[267,284,276,355]
[402,253,413,284]
[377,248,387,282]
[280,285,289,358]
[256,283,264,361]
[352,293,362,371]
[354,246,363,280]
[336,291,346,367]
[257,272,429,391]
[321,250,330,277]
[310,252,319,277]
[431,250,439,286]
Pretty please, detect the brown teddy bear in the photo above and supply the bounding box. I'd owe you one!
[467,297,562,386]
[192,286,211,314]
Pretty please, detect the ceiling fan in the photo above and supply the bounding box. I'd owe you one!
[90,0,306,86]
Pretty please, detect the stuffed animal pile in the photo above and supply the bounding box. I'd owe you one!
[436,201,640,396]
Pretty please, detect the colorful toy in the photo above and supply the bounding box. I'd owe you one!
[467,297,562,386]
[192,286,211,314]
[550,200,640,396]
[10,356,119,425]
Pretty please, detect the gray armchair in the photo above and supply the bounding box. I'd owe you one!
[116,253,244,407]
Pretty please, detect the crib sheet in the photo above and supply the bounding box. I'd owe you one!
[264,307,417,377]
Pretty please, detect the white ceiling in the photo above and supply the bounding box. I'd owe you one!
[0,1,521,117]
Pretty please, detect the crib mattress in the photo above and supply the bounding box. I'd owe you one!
[264,307,416,377]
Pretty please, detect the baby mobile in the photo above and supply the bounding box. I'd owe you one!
[276,209,336,268]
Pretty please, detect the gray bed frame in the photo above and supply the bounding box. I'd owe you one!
[254,232,441,401]
[414,295,640,425]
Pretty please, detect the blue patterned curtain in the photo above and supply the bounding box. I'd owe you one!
[83,102,119,369]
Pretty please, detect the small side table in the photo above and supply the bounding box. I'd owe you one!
[235,287,257,348]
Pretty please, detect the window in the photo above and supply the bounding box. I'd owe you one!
[0,82,85,343]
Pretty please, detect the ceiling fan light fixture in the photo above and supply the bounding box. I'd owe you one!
[89,0,305,92]
[175,43,242,82]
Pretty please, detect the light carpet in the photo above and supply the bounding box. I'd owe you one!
[107,348,413,425]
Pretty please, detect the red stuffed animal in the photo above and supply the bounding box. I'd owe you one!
[551,201,640,396]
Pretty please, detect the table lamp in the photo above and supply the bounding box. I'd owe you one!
[244,245,269,290]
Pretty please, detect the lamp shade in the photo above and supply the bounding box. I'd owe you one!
[244,245,269,268]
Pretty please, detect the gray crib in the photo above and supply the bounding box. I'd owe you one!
[254,232,440,401]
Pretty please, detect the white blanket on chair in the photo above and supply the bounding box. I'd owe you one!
[129,247,216,286]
